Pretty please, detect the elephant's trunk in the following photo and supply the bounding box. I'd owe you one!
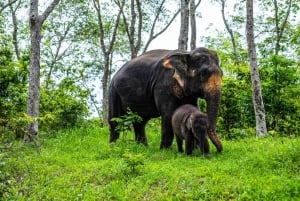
[205,74,223,152]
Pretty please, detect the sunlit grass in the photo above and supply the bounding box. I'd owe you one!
[1,124,300,200]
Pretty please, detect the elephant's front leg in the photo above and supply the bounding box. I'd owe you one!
[175,135,184,152]
[199,137,210,156]
[185,133,194,155]
[160,114,174,149]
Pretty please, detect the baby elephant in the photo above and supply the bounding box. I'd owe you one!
[172,104,209,156]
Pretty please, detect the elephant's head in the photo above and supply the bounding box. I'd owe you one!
[163,47,223,152]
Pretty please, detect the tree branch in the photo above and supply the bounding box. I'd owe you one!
[9,0,21,60]
[135,0,142,55]
[0,0,18,14]
[41,0,60,23]
[220,0,239,64]
[108,0,125,53]
[143,6,180,52]
[93,0,107,56]
[278,0,292,47]
[115,0,131,53]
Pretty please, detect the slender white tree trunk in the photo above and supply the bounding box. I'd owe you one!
[24,0,60,142]
[246,0,267,137]
[190,0,196,50]
[178,0,189,50]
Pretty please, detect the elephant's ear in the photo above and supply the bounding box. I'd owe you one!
[162,51,190,97]
[181,113,192,134]
[186,113,194,130]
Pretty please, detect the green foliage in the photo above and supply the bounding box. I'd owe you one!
[111,108,143,138]
[122,152,145,176]
[218,73,253,136]
[40,78,89,132]
[214,48,255,139]
[1,125,300,200]
[0,36,28,140]
[260,55,300,136]
[217,55,300,138]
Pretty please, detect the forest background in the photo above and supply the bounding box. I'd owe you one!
[0,0,300,140]
[0,0,300,199]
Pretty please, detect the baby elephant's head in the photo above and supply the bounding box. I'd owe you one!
[188,112,208,142]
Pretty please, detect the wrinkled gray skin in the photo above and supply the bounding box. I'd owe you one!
[172,104,209,156]
[108,47,222,152]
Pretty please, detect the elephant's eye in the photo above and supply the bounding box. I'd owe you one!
[200,55,208,63]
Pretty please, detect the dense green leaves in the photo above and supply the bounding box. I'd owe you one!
[111,108,143,137]
[39,78,89,132]
[0,34,27,139]
[260,55,300,135]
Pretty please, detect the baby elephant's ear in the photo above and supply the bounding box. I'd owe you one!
[162,51,190,94]
[186,114,194,130]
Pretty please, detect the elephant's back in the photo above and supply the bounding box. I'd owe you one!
[173,104,199,117]
[115,49,171,75]
[111,49,172,95]
[172,105,193,125]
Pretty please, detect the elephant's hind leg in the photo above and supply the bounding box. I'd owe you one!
[109,121,120,143]
[108,87,123,143]
[133,120,149,146]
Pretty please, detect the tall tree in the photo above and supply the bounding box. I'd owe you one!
[246,0,267,137]
[178,0,201,50]
[219,0,239,65]
[256,0,299,133]
[178,0,189,50]
[273,0,292,55]
[143,0,180,52]
[190,0,201,50]
[116,0,178,58]
[256,0,299,58]
[93,0,124,124]
[9,0,21,60]
[25,0,60,143]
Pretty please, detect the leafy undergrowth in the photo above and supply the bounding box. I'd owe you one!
[1,125,300,200]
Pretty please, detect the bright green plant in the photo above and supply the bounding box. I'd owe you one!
[111,108,143,138]
[122,151,145,176]
[0,35,28,140]
[39,78,89,132]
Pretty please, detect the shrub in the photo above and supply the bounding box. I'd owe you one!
[111,108,143,139]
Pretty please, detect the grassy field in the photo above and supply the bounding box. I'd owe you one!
[1,123,300,200]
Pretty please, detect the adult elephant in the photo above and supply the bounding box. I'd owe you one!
[108,47,223,152]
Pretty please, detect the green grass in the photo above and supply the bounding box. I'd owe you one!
[1,124,300,200]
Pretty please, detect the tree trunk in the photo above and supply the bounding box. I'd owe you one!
[24,0,60,143]
[178,0,189,50]
[273,0,292,56]
[220,0,239,65]
[101,56,110,125]
[94,0,124,125]
[190,0,196,50]
[246,0,267,137]
[25,0,41,142]
[9,0,20,60]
